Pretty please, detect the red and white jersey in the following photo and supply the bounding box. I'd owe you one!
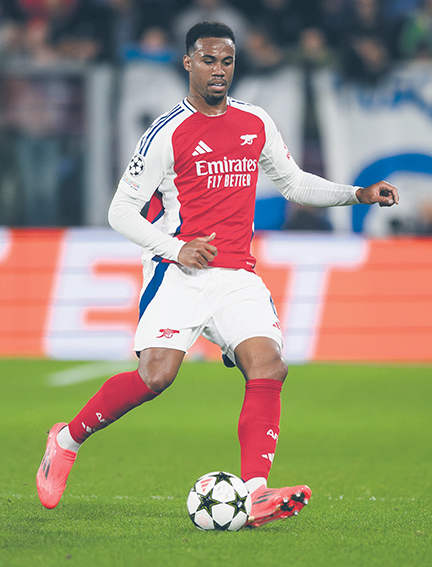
[110,97,359,271]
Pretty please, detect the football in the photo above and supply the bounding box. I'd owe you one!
[187,471,251,531]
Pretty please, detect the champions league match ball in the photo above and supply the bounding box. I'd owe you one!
[187,471,252,531]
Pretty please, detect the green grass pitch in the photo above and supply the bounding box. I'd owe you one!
[1,359,431,567]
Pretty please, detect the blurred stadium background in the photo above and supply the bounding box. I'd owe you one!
[0,0,431,363]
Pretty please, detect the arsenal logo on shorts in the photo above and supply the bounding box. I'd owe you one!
[157,328,180,339]
[128,154,145,177]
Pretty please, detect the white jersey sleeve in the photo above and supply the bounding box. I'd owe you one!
[253,105,360,207]
[108,190,185,261]
[108,105,187,261]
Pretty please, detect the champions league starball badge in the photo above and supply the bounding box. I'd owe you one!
[128,154,145,177]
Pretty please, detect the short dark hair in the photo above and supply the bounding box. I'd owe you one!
[185,21,236,55]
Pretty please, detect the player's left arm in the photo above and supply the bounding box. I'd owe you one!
[356,181,399,207]
[256,108,399,208]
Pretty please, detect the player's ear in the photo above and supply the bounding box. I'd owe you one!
[183,54,192,72]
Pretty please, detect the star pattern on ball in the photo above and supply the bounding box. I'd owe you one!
[196,491,220,516]
[213,519,231,531]
[128,154,145,177]
[214,471,234,485]
[229,493,249,516]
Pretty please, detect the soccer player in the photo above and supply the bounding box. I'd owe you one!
[36,21,399,527]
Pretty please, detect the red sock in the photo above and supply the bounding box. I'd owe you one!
[238,378,282,482]
[68,370,159,443]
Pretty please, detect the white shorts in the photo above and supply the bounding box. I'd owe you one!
[134,261,283,365]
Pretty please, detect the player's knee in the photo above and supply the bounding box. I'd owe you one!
[137,359,177,393]
[137,369,176,393]
[235,337,288,382]
[242,354,288,382]
[255,352,288,382]
[137,348,183,393]
[269,357,288,383]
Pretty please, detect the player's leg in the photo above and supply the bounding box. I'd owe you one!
[36,260,201,509]
[206,270,286,494]
[234,337,311,527]
[235,336,287,487]
[207,267,311,527]
[67,348,184,444]
[36,348,184,509]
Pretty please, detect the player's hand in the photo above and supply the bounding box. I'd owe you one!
[356,181,399,207]
[177,232,218,269]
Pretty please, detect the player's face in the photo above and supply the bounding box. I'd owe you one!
[184,37,235,109]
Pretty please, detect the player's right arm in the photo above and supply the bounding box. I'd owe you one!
[108,108,217,267]
[108,189,185,261]
[108,111,187,262]
[109,188,217,267]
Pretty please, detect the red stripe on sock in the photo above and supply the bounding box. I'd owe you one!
[68,370,159,443]
[238,378,282,482]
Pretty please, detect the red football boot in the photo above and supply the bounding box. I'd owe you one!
[245,484,311,528]
[36,422,77,509]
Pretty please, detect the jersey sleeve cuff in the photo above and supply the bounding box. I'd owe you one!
[352,186,361,204]
[169,238,187,263]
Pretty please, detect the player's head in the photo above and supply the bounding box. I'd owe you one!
[184,22,236,107]
[185,21,235,56]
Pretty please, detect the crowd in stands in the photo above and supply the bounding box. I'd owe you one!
[0,0,431,83]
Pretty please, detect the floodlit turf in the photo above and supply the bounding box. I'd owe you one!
[1,359,431,567]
